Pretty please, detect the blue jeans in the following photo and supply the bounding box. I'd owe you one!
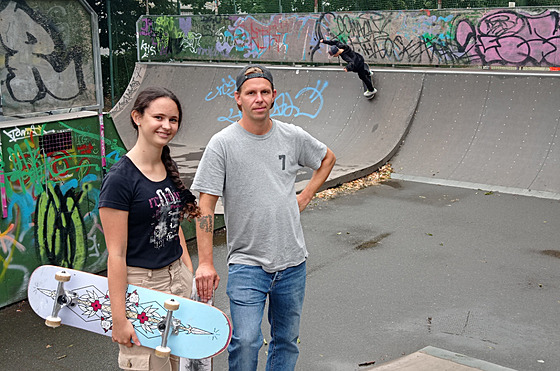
[226,261,306,371]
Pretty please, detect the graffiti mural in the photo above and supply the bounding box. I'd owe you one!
[137,7,560,67]
[0,0,98,116]
[0,115,126,308]
[456,10,560,66]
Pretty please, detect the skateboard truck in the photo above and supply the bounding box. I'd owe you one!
[45,270,77,328]
[155,298,180,358]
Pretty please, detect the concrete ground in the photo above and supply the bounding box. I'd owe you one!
[1,179,558,370]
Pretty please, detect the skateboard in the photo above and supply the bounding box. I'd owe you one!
[362,63,376,99]
[27,265,232,360]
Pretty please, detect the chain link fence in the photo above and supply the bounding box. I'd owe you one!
[223,0,558,13]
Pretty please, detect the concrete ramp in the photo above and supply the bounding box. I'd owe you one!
[390,70,560,199]
[110,62,420,191]
[110,64,560,199]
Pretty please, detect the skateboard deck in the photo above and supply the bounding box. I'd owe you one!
[28,265,232,360]
[362,63,375,99]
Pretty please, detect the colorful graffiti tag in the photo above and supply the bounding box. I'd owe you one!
[0,115,126,308]
[455,10,560,66]
[204,75,329,124]
[137,8,560,67]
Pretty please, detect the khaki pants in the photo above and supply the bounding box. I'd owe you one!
[118,260,193,371]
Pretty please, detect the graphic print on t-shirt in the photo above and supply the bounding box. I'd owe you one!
[149,187,182,249]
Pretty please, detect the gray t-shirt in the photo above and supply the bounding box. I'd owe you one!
[191,119,327,273]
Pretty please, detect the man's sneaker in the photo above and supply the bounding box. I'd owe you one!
[363,88,377,97]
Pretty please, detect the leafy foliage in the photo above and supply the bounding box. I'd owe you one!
[85,1,179,105]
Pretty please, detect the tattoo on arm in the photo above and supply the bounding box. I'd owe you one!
[198,215,213,233]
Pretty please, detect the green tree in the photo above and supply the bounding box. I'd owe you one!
[188,0,220,14]
[217,0,238,13]
[85,0,178,107]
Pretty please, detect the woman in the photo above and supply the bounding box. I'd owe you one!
[99,87,199,370]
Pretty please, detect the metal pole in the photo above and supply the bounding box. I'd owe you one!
[279,0,282,13]
[107,0,115,107]
[177,0,181,14]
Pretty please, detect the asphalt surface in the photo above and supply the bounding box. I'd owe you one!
[2,179,558,370]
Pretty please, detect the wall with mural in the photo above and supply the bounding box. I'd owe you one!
[0,0,109,308]
[0,113,126,308]
[137,7,560,67]
[0,0,101,117]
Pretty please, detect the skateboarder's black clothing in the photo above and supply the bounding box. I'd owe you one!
[321,39,375,92]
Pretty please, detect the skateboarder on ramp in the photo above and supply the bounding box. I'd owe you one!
[321,37,377,99]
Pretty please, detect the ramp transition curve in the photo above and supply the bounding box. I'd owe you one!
[110,63,560,199]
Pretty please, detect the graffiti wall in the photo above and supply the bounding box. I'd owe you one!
[0,113,126,308]
[0,0,108,308]
[137,8,560,67]
[0,0,100,116]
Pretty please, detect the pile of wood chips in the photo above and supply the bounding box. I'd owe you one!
[313,163,393,201]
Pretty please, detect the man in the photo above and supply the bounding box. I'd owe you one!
[321,38,377,98]
[191,64,336,371]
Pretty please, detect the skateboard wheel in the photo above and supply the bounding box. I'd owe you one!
[45,315,62,328]
[155,345,171,358]
[164,299,180,311]
[55,271,71,282]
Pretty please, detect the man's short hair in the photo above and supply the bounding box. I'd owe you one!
[235,65,274,91]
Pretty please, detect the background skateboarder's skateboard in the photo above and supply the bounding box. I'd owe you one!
[28,265,232,360]
[362,63,375,99]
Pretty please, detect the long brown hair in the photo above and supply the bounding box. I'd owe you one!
[131,87,200,221]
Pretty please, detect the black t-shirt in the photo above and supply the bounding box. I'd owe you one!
[99,156,183,269]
